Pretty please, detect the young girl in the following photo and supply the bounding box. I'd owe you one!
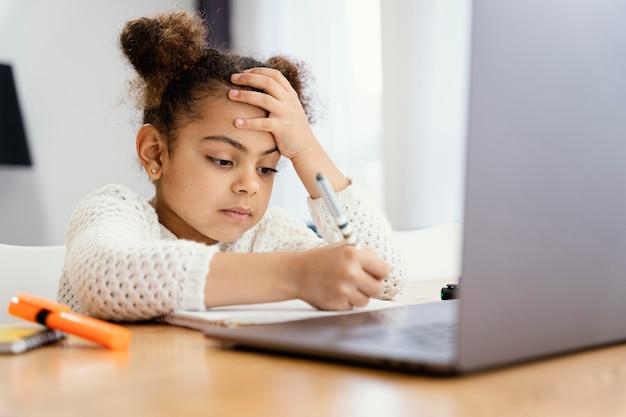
[57,10,405,322]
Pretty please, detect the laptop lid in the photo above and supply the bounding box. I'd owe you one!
[203,0,626,375]
[456,0,626,373]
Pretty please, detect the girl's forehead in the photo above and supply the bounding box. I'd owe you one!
[177,98,276,152]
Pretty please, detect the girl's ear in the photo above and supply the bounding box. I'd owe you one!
[136,124,166,180]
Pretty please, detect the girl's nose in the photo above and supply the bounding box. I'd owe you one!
[232,169,259,195]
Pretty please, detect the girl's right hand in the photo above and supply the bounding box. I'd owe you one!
[292,243,390,311]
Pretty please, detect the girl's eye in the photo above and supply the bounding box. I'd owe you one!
[258,167,278,175]
[209,157,232,167]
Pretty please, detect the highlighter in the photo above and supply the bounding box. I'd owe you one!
[8,293,131,350]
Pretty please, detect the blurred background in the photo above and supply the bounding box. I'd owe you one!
[0,0,470,245]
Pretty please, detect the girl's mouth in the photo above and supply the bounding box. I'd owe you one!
[221,208,252,221]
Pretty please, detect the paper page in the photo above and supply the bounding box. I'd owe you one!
[160,298,399,330]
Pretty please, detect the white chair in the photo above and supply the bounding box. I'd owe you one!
[392,222,463,282]
[0,244,66,325]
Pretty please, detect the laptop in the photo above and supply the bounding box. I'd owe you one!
[203,0,626,375]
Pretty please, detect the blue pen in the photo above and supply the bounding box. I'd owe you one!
[315,173,361,249]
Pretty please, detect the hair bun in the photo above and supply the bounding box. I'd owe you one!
[120,11,208,106]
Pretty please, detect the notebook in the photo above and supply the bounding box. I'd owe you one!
[158,298,398,331]
[203,0,626,375]
[0,325,66,354]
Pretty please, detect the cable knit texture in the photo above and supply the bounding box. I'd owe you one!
[57,183,406,322]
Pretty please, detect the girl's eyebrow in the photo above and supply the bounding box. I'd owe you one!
[201,135,279,155]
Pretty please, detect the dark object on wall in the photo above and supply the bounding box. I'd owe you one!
[0,63,31,166]
[197,0,231,48]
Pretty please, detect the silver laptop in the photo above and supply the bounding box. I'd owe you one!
[203,0,626,375]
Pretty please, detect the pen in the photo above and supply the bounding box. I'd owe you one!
[8,293,131,350]
[315,172,361,249]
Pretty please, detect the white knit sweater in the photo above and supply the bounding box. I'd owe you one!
[57,183,406,321]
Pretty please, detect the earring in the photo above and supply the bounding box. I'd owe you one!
[151,168,158,174]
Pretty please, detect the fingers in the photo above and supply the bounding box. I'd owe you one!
[348,290,372,309]
[232,67,294,94]
[299,243,389,312]
[228,87,281,115]
[336,244,387,307]
[231,105,275,133]
[319,287,371,311]
[323,282,381,311]
[358,274,384,299]
[229,70,294,109]
[229,69,300,112]
[359,245,391,282]
[228,71,298,134]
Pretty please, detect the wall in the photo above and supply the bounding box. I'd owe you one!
[0,0,195,245]
[381,0,471,230]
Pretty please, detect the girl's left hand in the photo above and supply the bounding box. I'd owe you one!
[228,68,316,160]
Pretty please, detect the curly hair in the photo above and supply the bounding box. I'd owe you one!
[119,10,313,148]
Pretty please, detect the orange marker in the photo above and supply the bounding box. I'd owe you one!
[8,293,131,350]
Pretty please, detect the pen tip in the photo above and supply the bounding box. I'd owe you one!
[316,172,323,181]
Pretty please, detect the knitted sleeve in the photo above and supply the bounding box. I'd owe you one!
[57,185,216,322]
[308,182,406,299]
[220,183,406,299]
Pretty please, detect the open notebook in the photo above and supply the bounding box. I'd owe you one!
[157,298,399,332]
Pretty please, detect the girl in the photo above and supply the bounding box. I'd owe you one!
[57,10,405,322]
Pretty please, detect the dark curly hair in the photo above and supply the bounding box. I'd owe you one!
[119,10,313,149]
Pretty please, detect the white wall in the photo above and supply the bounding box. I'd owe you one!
[381,0,471,230]
[0,0,195,245]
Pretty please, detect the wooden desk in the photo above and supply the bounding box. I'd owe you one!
[2,280,626,417]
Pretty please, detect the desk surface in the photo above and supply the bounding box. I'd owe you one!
[2,280,626,417]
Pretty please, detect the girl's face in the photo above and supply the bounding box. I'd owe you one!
[154,96,280,245]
